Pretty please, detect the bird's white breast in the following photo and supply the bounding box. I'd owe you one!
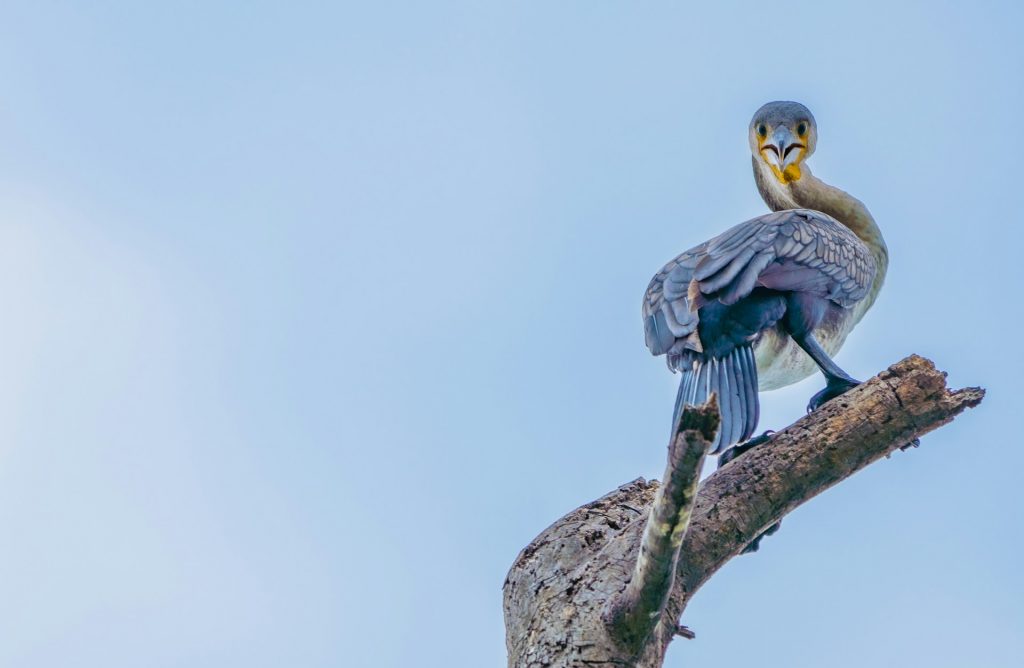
[753,298,871,391]
[754,328,845,390]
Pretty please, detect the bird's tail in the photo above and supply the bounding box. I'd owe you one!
[671,345,759,453]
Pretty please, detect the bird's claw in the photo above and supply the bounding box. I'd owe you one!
[886,437,921,457]
[675,625,696,640]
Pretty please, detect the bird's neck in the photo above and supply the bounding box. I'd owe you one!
[753,158,889,285]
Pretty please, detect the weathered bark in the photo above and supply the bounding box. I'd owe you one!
[602,398,718,654]
[503,355,984,668]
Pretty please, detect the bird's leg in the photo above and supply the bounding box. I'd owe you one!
[793,333,861,412]
[796,334,922,451]
[717,430,781,553]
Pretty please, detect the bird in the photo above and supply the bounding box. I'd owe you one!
[643,101,888,457]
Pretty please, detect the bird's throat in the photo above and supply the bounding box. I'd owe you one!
[769,163,802,184]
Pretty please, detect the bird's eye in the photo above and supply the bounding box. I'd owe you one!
[757,124,767,138]
[797,122,808,137]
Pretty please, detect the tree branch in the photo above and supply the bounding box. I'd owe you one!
[603,397,718,653]
[672,355,983,599]
[503,355,984,668]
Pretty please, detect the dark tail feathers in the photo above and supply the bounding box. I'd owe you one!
[671,345,759,453]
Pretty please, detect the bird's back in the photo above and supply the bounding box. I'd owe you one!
[643,208,878,391]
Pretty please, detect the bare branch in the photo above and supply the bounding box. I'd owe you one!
[603,398,718,654]
[658,355,985,645]
[677,356,982,587]
[503,355,984,668]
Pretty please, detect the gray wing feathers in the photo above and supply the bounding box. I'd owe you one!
[693,209,876,309]
[717,357,735,448]
[643,209,876,361]
[643,245,704,356]
[721,249,774,304]
[670,347,758,452]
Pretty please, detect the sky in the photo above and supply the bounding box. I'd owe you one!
[0,1,1020,666]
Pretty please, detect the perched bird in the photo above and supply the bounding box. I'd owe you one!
[643,101,888,455]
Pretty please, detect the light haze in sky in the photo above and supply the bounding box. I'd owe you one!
[0,2,1020,666]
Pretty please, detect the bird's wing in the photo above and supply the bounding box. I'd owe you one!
[643,241,708,357]
[691,208,876,307]
[643,208,876,358]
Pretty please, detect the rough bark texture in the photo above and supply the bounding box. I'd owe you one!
[602,398,718,655]
[503,355,984,668]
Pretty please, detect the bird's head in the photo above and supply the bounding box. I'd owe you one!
[749,101,817,184]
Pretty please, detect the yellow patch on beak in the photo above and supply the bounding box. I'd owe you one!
[759,140,805,184]
[779,159,803,183]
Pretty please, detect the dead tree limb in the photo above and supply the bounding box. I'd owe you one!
[503,355,984,668]
[602,398,718,654]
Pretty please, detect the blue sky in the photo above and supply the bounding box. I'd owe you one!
[0,2,1020,666]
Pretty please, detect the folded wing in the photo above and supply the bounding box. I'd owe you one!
[643,208,876,361]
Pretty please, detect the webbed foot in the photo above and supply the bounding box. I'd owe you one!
[718,430,775,467]
[807,377,861,413]
[741,521,781,554]
[717,430,782,554]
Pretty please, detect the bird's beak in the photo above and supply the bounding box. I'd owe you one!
[761,126,806,181]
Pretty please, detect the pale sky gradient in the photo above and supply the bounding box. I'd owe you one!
[0,2,1021,667]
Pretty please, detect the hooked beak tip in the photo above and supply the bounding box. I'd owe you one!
[762,141,805,170]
